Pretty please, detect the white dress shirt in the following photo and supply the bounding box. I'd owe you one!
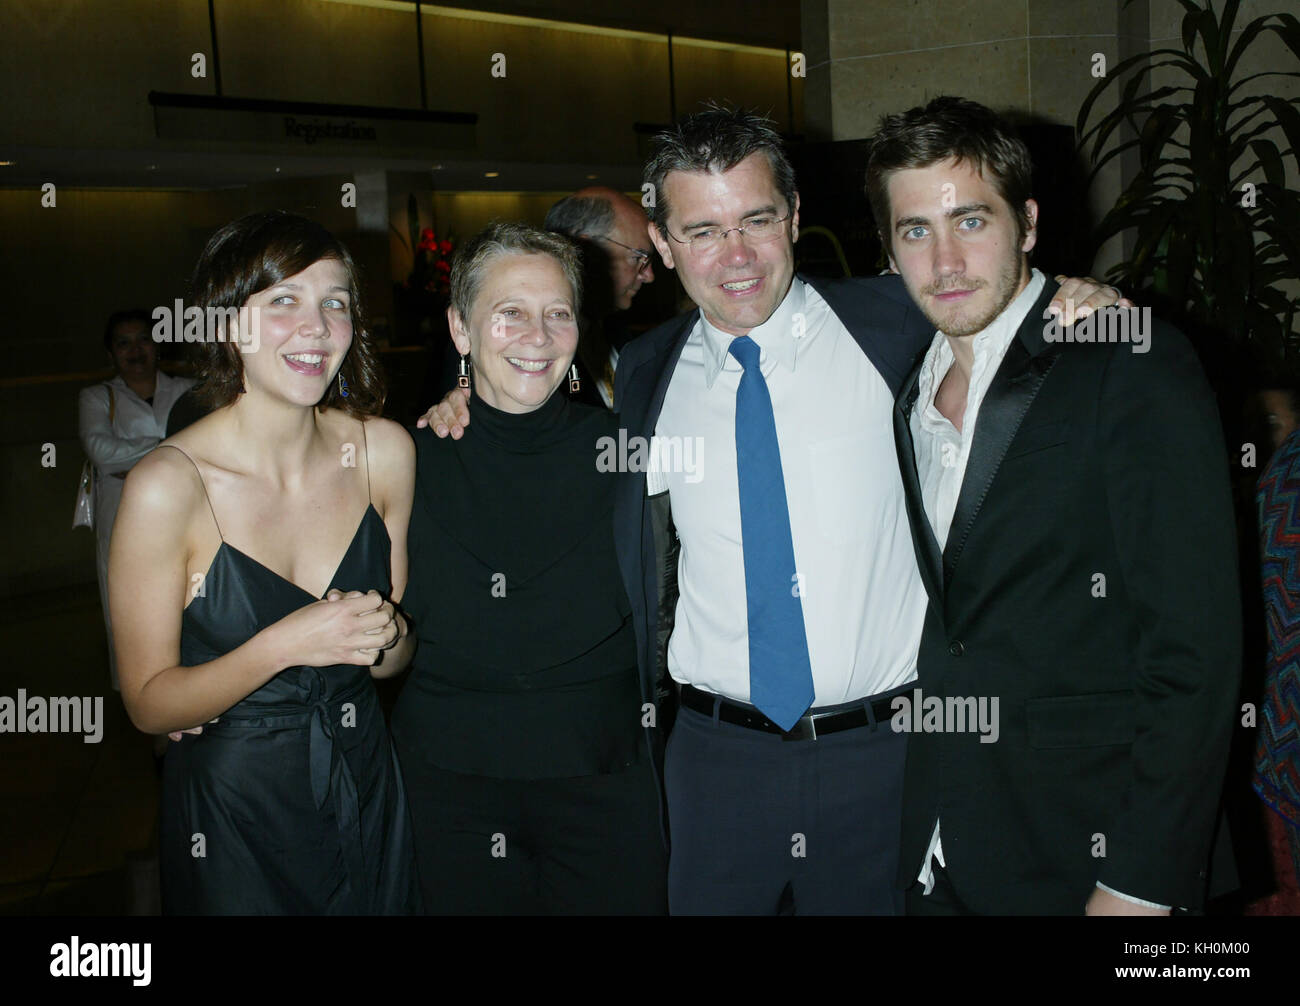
[654,277,927,706]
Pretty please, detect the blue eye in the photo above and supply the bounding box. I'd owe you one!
[959,217,984,230]
[905,226,927,240]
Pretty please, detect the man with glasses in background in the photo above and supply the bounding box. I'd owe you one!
[544,186,658,408]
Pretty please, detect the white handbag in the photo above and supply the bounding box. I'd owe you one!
[72,384,114,530]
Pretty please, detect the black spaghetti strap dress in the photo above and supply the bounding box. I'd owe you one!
[158,443,421,915]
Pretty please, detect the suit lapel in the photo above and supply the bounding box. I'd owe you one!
[613,312,697,535]
[642,313,696,441]
[611,312,697,691]
[943,284,1062,584]
[617,311,696,455]
[894,365,945,608]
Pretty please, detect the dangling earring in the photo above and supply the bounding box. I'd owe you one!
[568,363,581,393]
[458,354,471,389]
[338,370,350,399]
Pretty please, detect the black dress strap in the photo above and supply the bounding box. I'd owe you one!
[157,444,225,541]
[360,419,372,504]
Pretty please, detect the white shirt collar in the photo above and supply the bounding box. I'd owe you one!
[699,276,806,389]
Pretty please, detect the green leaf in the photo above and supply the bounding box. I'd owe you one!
[1181,5,1199,57]
[1195,5,1225,76]
[1259,97,1300,175]
[1085,83,1189,163]
[1139,105,1182,163]
[1259,14,1300,68]
[1248,140,1286,189]
[1217,0,1243,62]
[1228,70,1300,96]
[1076,50,1204,138]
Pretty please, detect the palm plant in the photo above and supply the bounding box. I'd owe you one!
[1078,0,1300,372]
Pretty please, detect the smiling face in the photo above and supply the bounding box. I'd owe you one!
[885,157,1037,338]
[237,257,353,407]
[648,152,799,336]
[448,252,580,414]
[107,319,157,383]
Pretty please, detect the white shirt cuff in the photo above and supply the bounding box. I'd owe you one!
[1095,881,1171,910]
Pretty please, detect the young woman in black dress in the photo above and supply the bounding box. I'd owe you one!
[110,211,421,914]
[392,222,667,913]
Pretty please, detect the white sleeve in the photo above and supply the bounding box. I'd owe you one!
[77,385,158,475]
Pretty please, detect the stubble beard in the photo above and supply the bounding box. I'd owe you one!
[923,254,1027,338]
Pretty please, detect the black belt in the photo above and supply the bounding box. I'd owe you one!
[680,684,896,741]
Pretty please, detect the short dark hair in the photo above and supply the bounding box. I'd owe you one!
[103,308,151,351]
[188,210,384,418]
[544,195,615,240]
[449,221,583,325]
[865,96,1035,257]
[1262,385,1300,417]
[643,102,797,235]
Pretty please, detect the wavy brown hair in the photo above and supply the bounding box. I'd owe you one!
[189,210,385,418]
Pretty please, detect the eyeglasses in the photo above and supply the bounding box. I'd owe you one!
[596,235,654,275]
[664,213,793,256]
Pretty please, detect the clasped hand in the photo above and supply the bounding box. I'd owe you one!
[166,589,399,741]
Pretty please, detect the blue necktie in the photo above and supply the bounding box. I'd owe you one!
[728,335,815,731]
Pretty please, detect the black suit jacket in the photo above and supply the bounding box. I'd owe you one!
[611,272,932,748]
[891,280,1241,913]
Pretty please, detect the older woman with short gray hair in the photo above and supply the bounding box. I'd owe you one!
[392,221,666,914]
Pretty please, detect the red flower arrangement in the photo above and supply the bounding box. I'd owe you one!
[408,227,455,296]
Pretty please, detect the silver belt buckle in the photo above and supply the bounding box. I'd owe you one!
[781,714,817,741]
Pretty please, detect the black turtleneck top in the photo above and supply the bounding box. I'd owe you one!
[391,388,642,779]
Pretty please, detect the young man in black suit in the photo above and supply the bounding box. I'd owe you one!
[873,97,1241,915]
